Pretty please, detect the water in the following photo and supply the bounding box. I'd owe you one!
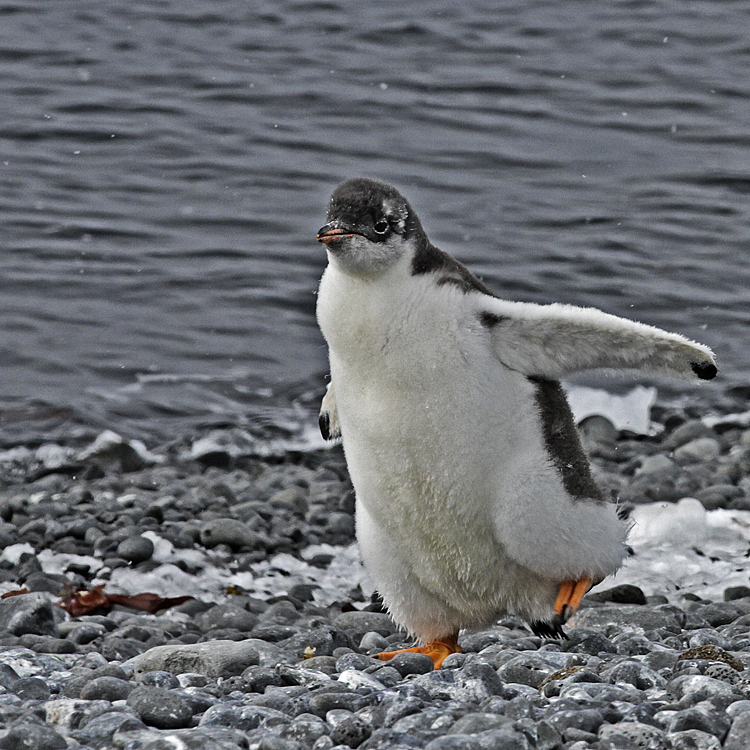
[2,0,749,445]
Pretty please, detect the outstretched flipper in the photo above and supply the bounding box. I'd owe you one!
[478,299,717,382]
[319,381,341,440]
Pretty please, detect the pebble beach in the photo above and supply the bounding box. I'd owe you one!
[1,398,750,750]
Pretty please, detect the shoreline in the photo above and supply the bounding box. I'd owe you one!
[1,401,750,748]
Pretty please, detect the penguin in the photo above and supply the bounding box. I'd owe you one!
[315,177,717,668]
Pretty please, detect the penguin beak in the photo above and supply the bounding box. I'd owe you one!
[317,222,356,244]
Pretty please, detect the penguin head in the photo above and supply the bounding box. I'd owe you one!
[317,178,424,276]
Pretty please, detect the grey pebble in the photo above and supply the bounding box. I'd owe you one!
[80,675,135,701]
[0,592,59,637]
[547,708,604,736]
[11,675,51,700]
[132,639,262,679]
[726,711,750,750]
[668,706,731,739]
[136,669,180,688]
[666,729,723,749]
[330,715,372,748]
[199,518,261,548]
[0,723,68,750]
[332,611,400,642]
[199,703,290,731]
[674,437,721,463]
[359,630,389,652]
[70,711,147,746]
[66,622,106,644]
[116,534,155,563]
[197,603,259,633]
[308,691,365,718]
[448,713,511,734]
[385,651,435,676]
[126,685,194,729]
[282,718,330,744]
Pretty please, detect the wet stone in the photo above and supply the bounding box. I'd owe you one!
[386,651,435,677]
[668,705,732,739]
[11,676,51,701]
[330,715,372,748]
[137,669,181,688]
[100,636,146,662]
[18,634,76,654]
[133,640,262,679]
[307,691,364,718]
[448,713,511,734]
[332,611,400,642]
[197,603,259,633]
[126,685,194,729]
[80,675,136,701]
[66,623,105,644]
[547,708,605,736]
[725,586,750,602]
[0,662,20,689]
[674,437,721,464]
[667,729,723,750]
[725,711,750,750]
[588,584,647,605]
[0,592,59,637]
[71,711,146,746]
[0,723,68,750]
[116,534,155,563]
[199,518,261,549]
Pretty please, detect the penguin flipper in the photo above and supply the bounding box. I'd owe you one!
[478,298,716,382]
[319,381,341,440]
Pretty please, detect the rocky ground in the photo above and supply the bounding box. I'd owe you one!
[0,404,750,749]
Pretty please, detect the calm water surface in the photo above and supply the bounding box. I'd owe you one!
[1,0,749,444]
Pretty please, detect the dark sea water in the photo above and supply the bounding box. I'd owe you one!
[2,0,749,445]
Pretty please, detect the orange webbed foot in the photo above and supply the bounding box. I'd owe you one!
[554,576,593,622]
[377,634,461,670]
[531,576,593,638]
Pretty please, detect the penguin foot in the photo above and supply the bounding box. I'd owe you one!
[377,634,461,670]
[530,617,569,639]
[554,576,593,622]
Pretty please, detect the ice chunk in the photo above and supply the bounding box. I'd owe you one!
[566,385,657,434]
[628,497,708,547]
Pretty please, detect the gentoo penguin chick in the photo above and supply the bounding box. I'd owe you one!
[315,177,717,668]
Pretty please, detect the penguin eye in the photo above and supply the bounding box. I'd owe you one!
[373,219,389,235]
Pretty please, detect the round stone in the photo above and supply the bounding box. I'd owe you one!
[116,535,155,563]
[126,685,194,729]
[0,723,67,750]
[138,670,180,689]
[386,652,435,677]
[11,676,50,701]
[330,715,372,748]
[198,519,260,549]
[80,675,135,701]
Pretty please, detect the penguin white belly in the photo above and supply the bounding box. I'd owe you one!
[322,277,626,636]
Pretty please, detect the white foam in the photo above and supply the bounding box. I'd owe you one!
[594,501,750,601]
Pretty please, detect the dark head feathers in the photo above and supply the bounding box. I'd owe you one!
[325,178,492,294]
[326,178,422,240]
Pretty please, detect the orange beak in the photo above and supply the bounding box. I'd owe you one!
[317,223,356,244]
